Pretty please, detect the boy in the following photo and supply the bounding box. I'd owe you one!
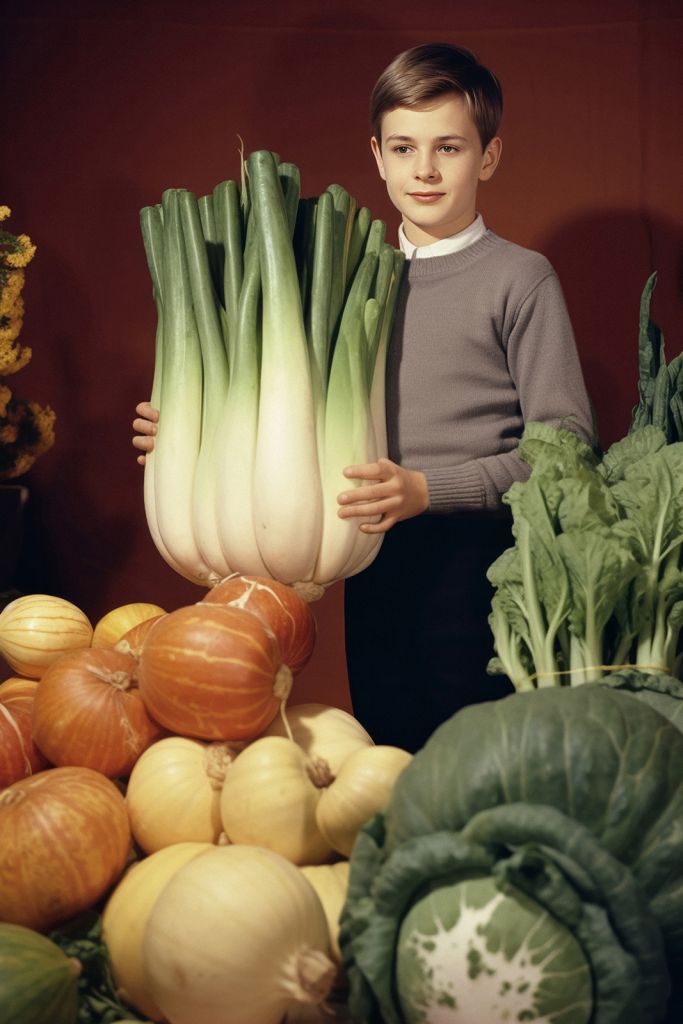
[134,43,594,752]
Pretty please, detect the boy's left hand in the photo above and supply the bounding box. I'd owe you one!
[338,458,429,534]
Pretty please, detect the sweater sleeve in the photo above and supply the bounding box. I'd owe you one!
[424,270,595,513]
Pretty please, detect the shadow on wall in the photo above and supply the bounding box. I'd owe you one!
[9,170,158,612]
[540,209,683,450]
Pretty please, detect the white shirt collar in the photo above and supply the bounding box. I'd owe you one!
[398,214,486,259]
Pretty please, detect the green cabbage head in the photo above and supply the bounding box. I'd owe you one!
[340,685,683,1024]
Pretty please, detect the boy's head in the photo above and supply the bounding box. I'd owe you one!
[370,43,503,152]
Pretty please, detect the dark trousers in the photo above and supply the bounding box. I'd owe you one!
[344,512,515,753]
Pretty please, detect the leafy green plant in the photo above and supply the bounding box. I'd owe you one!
[48,913,147,1023]
[630,272,683,440]
[340,684,683,1023]
[486,422,683,689]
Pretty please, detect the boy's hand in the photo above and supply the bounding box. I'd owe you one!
[132,401,159,466]
[337,458,429,534]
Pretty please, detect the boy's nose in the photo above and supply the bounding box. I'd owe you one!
[414,157,438,180]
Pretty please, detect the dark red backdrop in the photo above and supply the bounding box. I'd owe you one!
[1,0,681,709]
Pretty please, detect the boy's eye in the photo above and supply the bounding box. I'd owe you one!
[393,145,412,155]
[440,145,459,154]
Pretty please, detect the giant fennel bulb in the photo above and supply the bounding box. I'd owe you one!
[140,150,404,594]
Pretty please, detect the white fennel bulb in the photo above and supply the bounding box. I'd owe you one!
[139,150,404,592]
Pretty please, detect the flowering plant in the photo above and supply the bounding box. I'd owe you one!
[0,205,55,478]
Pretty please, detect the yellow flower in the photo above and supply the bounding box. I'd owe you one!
[4,234,36,268]
[0,423,18,444]
[0,295,31,373]
[0,269,25,316]
[0,206,10,223]
[0,391,56,480]
[0,308,25,344]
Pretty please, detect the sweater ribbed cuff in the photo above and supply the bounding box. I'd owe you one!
[423,464,487,513]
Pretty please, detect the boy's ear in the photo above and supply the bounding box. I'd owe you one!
[479,136,502,182]
[370,136,386,181]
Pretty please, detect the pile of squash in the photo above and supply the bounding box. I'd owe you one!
[0,578,411,1024]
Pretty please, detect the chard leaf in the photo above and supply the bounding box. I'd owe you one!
[629,271,662,431]
[598,425,667,485]
[486,553,529,641]
[555,526,639,677]
[505,478,569,680]
[612,446,683,576]
[670,390,683,442]
[488,591,534,690]
[518,421,597,477]
[555,472,618,534]
[652,361,673,438]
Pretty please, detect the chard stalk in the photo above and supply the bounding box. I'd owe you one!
[518,518,558,686]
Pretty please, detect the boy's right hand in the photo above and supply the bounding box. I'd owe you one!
[132,401,159,466]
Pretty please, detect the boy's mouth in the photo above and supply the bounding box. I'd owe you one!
[408,192,445,203]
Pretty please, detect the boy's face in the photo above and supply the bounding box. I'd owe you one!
[371,93,501,247]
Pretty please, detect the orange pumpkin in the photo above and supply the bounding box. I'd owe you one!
[0,678,50,787]
[203,575,316,673]
[0,766,131,931]
[31,648,164,778]
[137,603,292,741]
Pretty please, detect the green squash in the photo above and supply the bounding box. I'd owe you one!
[0,922,80,1024]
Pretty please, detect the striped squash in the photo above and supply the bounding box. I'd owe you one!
[0,922,80,1024]
[0,678,50,787]
[0,766,131,931]
[136,603,292,740]
[0,594,92,678]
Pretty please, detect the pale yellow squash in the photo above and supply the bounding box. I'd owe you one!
[143,845,335,1024]
[126,735,240,853]
[260,702,373,774]
[316,745,412,856]
[91,602,166,647]
[300,860,349,964]
[220,736,334,865]
[102,841,211,1020]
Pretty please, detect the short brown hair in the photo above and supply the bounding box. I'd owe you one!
[370,43,503,150]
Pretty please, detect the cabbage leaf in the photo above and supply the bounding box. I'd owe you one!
[340,685,683,1023]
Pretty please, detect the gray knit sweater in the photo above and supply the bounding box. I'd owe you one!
[385,230,595,513]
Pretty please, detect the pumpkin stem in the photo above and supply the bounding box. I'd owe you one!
[278,701,295,743]
[306,756,335,788]
[205,742,243,789]
[282,947,337,1004]
[272,664,293,702]
[90,667,133,691]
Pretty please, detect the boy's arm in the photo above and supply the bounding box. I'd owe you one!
[423,269,595,512]
[340,269,594,522]
[132,401,158,466]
